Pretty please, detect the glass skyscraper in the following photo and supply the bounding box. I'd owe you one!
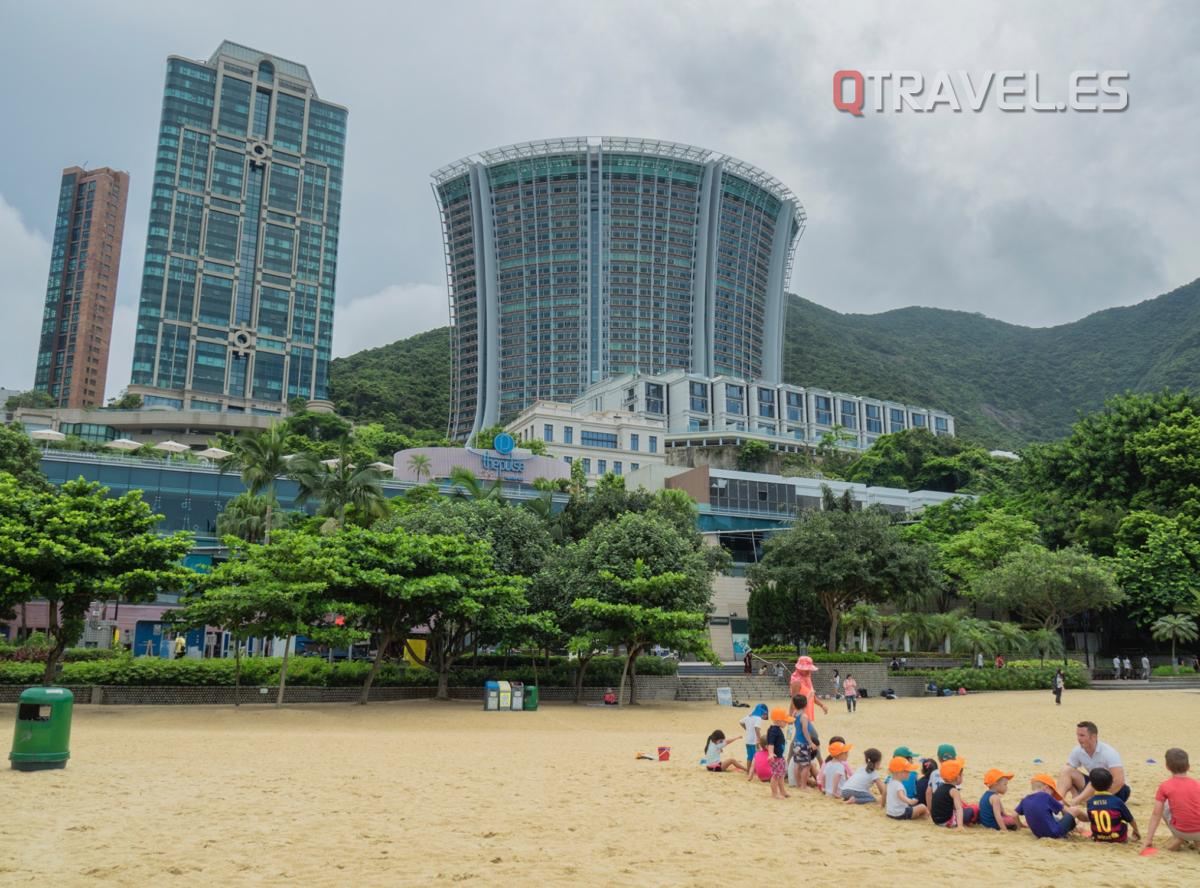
[129,41,348,414]
[432,138,805,440]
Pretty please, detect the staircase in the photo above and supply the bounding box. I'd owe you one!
[676,674,790,703]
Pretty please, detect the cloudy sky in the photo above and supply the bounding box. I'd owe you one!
[1,1,1197,398]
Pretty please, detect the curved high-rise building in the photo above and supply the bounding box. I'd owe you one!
[432,137,806,440]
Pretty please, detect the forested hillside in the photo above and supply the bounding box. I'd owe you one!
[329,278,1200,448]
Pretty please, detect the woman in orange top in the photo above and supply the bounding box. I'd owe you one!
[789,656,829,722]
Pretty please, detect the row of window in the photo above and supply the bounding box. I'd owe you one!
[561,456,640,476]
[534,423,659,453]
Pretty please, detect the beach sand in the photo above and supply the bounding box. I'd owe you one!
[1,689,1198,886]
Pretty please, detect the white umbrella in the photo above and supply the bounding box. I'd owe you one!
[368,462,394,474]
[154,440,190,456]
[30,429,66,442]
[105,438,142,452]
[197,447,232,461]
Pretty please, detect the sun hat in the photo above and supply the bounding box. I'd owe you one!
[828,741,852,757]
[939,758,966,781]
[893,746,919,758]
[889,756,920,773]
[751,703,769,718]
[1031,773,1063,800]
[770,706,790,723]
[793,655,819,672]
[936,743,957,761]
[983,768,1014,788]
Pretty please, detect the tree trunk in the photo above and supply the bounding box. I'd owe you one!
[628,653,640,706]
[572,654,594,703]
[436,667,450,700]
[264,500,273,546]
[1171,639,1177,675]
[275,634,292,707]
[42,637,69,685]
[234,640,242,707]
[19,603,27,640]
[359,628,392,705]
[826,610,839,653]
[616,651,632,707]
[903,632,911,653]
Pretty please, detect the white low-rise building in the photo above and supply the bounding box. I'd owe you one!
[507,401,669,479]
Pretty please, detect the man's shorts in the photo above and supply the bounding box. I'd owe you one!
[1082,772,1132,801]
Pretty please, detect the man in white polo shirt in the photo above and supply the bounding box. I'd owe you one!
[1058,720,1130,807]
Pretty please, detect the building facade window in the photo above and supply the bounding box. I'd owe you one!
[689,380,709,412]
[911,413,927,428]
[934,416,949,433]
[645,382,665,414]
[785,390,804,422]
[597,459,607,475]
[649,435,658,453]
[725,384,745,415]
[630,433,639,451]
[580,430,618,448]
[814,395,833,426]
[758,387,776,419]
[865,404,883,434]
[580,457,591,474]
[543,423,553,442]
[631,462,640,471]
[840,399,858,430]
[613,461,623,475]
[563,425,573,444]
[889,407,905,433]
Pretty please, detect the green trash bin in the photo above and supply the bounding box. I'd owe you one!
[10,687,74,771]
[523,685,539,711]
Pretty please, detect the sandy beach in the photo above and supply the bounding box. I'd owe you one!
[2,689,1198,886]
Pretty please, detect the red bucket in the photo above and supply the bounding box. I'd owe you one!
[657,746,671,761]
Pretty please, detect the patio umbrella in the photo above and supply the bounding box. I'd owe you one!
[105,438,141,452]
[30,429,65,450]
[196,447,232,461]
[368,462,394,474]
[154,440,190,457]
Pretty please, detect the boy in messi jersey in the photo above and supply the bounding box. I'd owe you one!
[1086,768,1140,843]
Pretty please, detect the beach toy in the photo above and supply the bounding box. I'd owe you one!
[636,753,655,760]
[1146,758,1157,764]
[657,746,671,761]
[1140,847,1158,857]
[1032,758,1043,764]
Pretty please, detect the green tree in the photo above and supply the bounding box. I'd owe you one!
[4,390,56,411]
[448,466,503,501]
[290,443,389,531]
[737,439,769,471]
[1025,627,1064,664]
[971,545,1123,657]
[0,423,51,491]
[841,602,883,652]
[748,487,935,651]
[890,611,933,653]
[938,509,1041,596]
[215,492,271,544]
[1150,615,1198,675]
[105,390,143,409]
[1113,512,1200,629]
[0,476,193,682]
[221,423,297,544]
[843,428,1014,494]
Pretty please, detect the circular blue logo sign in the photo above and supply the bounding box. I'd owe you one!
[493,432,515,455]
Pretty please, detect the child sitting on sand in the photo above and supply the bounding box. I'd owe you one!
[1086,767,1139,842]
[1015,774,1080,839]
[931,759,978,828]
[979,769,1019,830]
[914,758,937,808]
[816,735,850,793]
[702,730,747,773]
[886,756,927,820]
[766,708,791,799]
[1143,747,1200,851]
[821,741,852,798]
[840,748,885,805]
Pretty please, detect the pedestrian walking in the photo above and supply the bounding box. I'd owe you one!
[1053,668,1064,706]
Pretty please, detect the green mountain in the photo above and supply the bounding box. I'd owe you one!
[329,278,1200,448]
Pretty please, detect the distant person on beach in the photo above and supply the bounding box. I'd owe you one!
[1059,721,1131,805]
[1086,768,1139,843]
[925,744,959,809]
[1017,775,1079,839]
[816,735,850,794]
[832,668,842,699]
[887,745,921,802]
[915,758,938,809]
[979,769,1019,830]
[822,741,852,798]
[1141,654,1151,680]
[789,656,828,722]
[174,634,186,659]
[743,648,753,675]
[931,759,977,828]
[787,694,818,789]
[1122,657,1133,680]
[1143,747,1200,851]
[840,748,885,805]
[740,704,768,778]
[1053,669,1065,705]
[1112,655,1121,679]
[702,729,747,773]
[886,756,927,820]
[843,673,859,713]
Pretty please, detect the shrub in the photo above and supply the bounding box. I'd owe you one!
[1151,665,1198,676]
[927,662,1089,692]
[0,645,124,663]
[753,646,881,664]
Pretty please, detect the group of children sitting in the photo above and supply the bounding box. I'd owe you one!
[699,695,1200,850]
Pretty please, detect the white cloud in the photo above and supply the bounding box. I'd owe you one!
[331,283,449,358]
[0,194,50,391]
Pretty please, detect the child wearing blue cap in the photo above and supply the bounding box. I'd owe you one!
[740,703,768,779]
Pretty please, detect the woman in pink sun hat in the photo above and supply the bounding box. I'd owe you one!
[790,656,828,722]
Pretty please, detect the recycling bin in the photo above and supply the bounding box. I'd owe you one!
[484,680,499,711]
[10,687,73,771]
[522,685,539,711]
[509,681,524,711]
[497,680,512,710]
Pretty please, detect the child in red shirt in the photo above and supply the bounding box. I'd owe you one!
[1144,747,1200,850]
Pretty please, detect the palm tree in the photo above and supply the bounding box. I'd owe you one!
[216,492,271,544]
[841,603,882,653]
[291,443,388,531]
[1026,627,1064,665]
[891,611,932,653]
[1150,614,1199,675]
[407,453,432,483]
[449,466,503,501]
[926,610,965,655]
[990,621,1028,658]
[956,617,999,661]
[221,424,293,544]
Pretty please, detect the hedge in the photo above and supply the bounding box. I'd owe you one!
[0,654,674,689]
[0,645,120,663]
[753,648,882,663]
[1152,665,1198,676]
[922,663,1089,692]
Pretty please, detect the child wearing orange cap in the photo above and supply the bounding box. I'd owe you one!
[886,756,928,820]
[930,759,979,828]
[766,707,791,799]
[1015,775,1081,838]
[821,741,853,799]
[979,769,1019,830]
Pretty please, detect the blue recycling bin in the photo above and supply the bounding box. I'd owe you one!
[484,680,499,711]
